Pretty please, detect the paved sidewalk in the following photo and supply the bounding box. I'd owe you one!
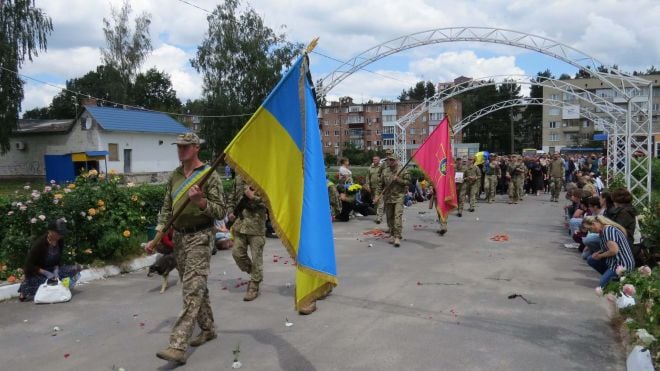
[0,194,623,370]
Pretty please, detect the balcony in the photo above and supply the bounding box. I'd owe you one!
[349,129,364,138]
[347,116,365,124]
[562,124,580,132]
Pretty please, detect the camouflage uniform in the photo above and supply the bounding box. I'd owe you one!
[381,164,411,239]
[463,163,482,210]
[231,175,267,296]
[156,164,226,352]
[483,161,501,203]
[549,158,565,202]
[366,162,385,223]
[507,160,526,203]
[327,180,341,218]
[455,160,467,214]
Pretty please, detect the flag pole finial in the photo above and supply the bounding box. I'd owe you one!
[305,37,320,54]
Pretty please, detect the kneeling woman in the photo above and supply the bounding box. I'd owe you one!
[18,218,82,301]
[582,215,635,288]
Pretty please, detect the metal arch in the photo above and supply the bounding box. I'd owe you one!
[392,75,625,167]
[452,98,613,134]
[318,26,652,204]
[452,98,619,180]
[317,27,649,98]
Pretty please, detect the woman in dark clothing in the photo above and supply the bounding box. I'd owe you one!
[18,218,82,301]
[607,189,637,247]
[530,160,545,196]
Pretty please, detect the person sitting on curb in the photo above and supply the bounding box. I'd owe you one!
[18,218,82,302]
[582,215,635,288]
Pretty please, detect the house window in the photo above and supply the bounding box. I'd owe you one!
[326,141,331,147]
[421,128,427,134]
[548,134,560,142]
[376,129,381,135]
[549,107,561,116]
[344,130,349,136]
[549,121,557,128]
[108,143,119,161]
[383,139,394,146]
[334,130,339,136]
[325,130,330,136]
[81,117,92,130]
[429,113,442,121]
[583,121,590,128]
[376,140,381,146]
[409,128,416,134]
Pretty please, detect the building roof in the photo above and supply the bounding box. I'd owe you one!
[16,119,75,134]
[84,105,190,134]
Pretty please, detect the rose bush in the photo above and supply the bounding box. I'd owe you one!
[603,265,660,367]
[0,171,165,281]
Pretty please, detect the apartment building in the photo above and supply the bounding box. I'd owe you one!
[541,74,660,156]
[318,96,462,159]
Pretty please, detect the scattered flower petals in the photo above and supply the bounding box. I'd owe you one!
[64,353,70,359]
[53,326,60,331]
[232,361,242,369]
[285,319,293,327]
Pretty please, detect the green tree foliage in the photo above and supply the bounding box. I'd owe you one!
[191,0,303,153]
[398,80,436,101]
[24,65,181,119]
[131,68,181,112]
[101,0,152,83]
[0,0,52,153]
[521,69,554,149]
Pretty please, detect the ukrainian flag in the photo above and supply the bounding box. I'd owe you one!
[224,52,337,310]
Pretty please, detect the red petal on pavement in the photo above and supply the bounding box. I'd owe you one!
[64,354,70,359]
[222,287,227,290]
[283,261,288,264]
[235,285,240,288]
[273,259,278,263]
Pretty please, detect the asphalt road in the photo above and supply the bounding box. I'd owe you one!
[0,194,623,371]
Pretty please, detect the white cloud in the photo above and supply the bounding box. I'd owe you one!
[21,47,101,78]
[410,51,525,83]
[19,0,660,113]
[21,82,62,113]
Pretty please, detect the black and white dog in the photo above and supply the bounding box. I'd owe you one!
[147,245,177,294]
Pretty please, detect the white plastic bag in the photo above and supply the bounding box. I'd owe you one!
[626,345,654,371]
[616,293,635,309]
[34,279,72,304]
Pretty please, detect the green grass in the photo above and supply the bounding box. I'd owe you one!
[0,177,44,198]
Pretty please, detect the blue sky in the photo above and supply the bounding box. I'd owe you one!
[19,0,660,114]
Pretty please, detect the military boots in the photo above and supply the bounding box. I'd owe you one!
[244,281,259,301]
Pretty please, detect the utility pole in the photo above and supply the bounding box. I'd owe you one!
[510,109,515,154]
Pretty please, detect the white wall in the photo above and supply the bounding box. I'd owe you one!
[98,132,181,173]
[0,134,70,176]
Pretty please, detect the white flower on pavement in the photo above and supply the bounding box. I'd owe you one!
[38,215,46,221]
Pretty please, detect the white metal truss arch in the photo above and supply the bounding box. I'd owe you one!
[452,98,613,134]
[318,27,652,204]
[392,75,624,166]
[317,27,648,98]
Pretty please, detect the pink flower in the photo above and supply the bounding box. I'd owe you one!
[615,265,626,276]
[44,186,52,192]
[595,287,604,296]
[19,205,27,211]
[638,266,652,277]
[38,215,46,221]
[30,218,37,224]
[622,284,636,297]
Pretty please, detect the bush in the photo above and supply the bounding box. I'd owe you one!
[639,201,660,254]
[0,171,165,279]
[604,267,660,367]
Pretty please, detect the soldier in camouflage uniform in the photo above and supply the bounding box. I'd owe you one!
[231,174,267,301]
[365,155,384,224]
[146,133,227,365]
[455,157,467,217]
[507,156,526,204]
[463,157,482,212]
[327,177,341,219]
[549,153,565,202]
[483,154,501,203]
[379,151,411,247]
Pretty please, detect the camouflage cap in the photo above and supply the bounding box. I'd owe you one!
[172,132,204,145]
[384,149,396,160]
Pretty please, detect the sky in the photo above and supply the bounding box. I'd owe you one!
[17,0,660,115]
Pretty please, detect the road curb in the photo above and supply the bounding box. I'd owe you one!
[0,254,157,301]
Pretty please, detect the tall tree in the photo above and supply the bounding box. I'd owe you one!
[131,68,181,111]
[101,0,152,83]
[0,0,52,153]
[190,0,302,151]
[522,69,554,149]
[424,81,436,99]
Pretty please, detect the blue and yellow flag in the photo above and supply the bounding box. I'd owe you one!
[224,53,337,310]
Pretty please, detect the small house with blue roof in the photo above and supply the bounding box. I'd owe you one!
[1,101,191,182]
